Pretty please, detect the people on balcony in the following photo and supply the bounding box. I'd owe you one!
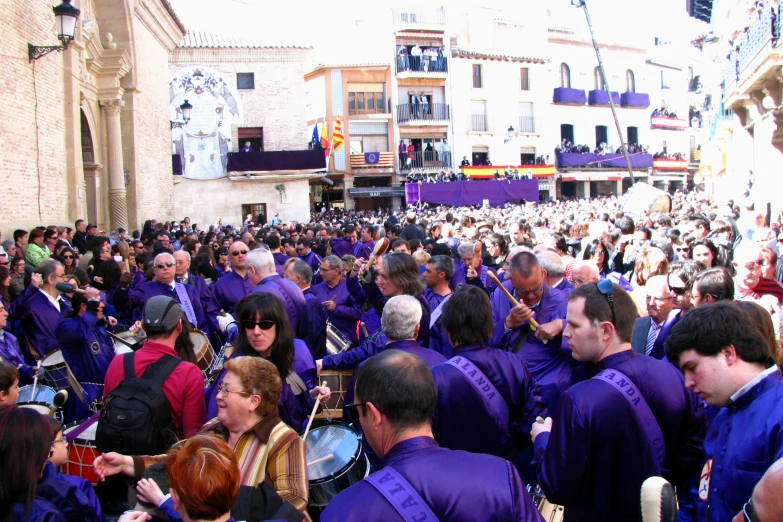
[396,45,447,73]
[651,107,680,119]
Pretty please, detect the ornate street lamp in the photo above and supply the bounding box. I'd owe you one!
[180,99,193,124]
[28,0,81,62]
[504,125,515,144]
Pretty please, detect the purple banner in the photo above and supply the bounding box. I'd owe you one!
[553,87,587,105]
[555,152,653,169]
[405,180,539,206]
[621,92,651,108]
[588,90,621,106]
[226,150,325,173]
[172,154,183,175]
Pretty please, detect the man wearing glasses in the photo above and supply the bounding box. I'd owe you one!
[733,243,783,304]
[311,256,362,346]
[295,238,322,277]
[206,241,254,338]
[667,302,783,522]
[734,457,783,521]
[532,282,706,521]
[631,276,680,360]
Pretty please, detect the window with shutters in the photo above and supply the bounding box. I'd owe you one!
[518,102,535,133]
[473,64,483,88]
[470,100,488,132]
[520,67,530,90]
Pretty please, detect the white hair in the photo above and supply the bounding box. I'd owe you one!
[154,253,175,265]
[246,248,275,275]
[536,250,565,278]
[382,295,422,341]
[173,250,191,263]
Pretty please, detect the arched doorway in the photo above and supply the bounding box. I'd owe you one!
[81,110,100,225]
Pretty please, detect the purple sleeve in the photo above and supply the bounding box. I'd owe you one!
[322,333,386,370]
[345,274,367,302]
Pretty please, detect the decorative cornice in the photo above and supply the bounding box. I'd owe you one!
[135,0,186,52]
[450,47,547,64]
[100,98,125,115]
[170,47,311,64]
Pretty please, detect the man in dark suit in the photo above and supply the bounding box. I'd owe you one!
[631,275,680,359]
[72,219,88,255]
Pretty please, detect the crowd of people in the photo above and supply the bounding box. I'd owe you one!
[557,139,650,156]
[3,188,783,521]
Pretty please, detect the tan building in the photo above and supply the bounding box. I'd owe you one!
[1,0,185,235]
[169,32,322,225]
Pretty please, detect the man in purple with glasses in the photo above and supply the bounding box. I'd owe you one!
[205,241,254,336]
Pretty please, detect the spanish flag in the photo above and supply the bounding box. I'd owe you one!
[320,121,330,157]
[332,115,345,152]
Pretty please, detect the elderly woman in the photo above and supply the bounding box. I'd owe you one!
[95,357,310,519]
[206,292,329,431]
[25,228,52,268]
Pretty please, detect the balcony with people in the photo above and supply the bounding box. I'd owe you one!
[395,44,448,77]
[722,2,780,96]
[396,92,450,124]
[651,107,688,129]
[397,137,452,173]
[555,140,653,169]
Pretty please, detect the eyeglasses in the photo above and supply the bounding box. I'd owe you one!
[669,285,689,296]
[344,402,379,425]
[155,262,175,269]
[63,255,74,259]
[242,319,276,331]
[230,250,248,257]
[742,498,755,522]
[743,260,763,270]
[675,247,690,252]
[216,384,252,397]
[52,438,67,445]
[597,279,616,324]
[516,284,543,297]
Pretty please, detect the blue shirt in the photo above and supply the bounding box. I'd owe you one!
[0,330,35,383]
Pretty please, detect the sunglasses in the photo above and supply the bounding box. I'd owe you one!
[230,250,248,256]
[742,498,755,522]
[242,319,276,330]
[155,262,175,269]
[596,279,616,324]
[675,247,690,252]
[63,255,74,259]
[345,403,368,425]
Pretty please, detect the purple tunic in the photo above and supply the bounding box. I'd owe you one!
[252,274,307,339]
[355,239,374,260]
[8,285,71,359]
[178,270,210,313]
[450,264,498,296]
[272,252,290,267]
[422,289,453,358]
[321,436,544,522]
[533,350,706,522]
[491,283,571,414]
[329,236,357,258]
[297,250,322,276]
[36,461,102,522]
[431,344,547,478]
[312,278,362,344]
[205,270,253,333]
[114,281,210,334]
[0,330,36,383]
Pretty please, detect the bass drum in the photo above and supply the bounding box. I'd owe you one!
[303,420,370,516]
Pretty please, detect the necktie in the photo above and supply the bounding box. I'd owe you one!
[645,321,661,356]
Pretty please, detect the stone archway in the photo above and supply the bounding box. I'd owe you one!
[81,109,101,225]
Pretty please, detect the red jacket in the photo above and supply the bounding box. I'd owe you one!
[103,341,206,437]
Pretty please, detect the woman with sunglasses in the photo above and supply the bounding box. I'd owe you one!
[583,238,633,291]
[53,247,77,275]
[667,260,706,315]
[205,292,330,431]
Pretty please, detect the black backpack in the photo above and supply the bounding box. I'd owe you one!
[96,353,181,456]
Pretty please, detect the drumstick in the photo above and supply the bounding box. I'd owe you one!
[302,380,328,441]
[486,271,539,330]
[31,360,42,400]
[307,454,335,467]
[473,241,482,271]
[360,322,368,337]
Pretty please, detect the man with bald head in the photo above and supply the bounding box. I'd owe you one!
[205,241,254,337]
[570,261,600,288]
[537,250,573,295]
[631,275,679,359]
[732,457,783,521]
[733,242,783,304]
[115,252,210,333]
[173,250,209,312]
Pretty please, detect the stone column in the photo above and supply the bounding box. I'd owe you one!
[615,179,623,197]
[343,175,355,210]
[100,99,128,231]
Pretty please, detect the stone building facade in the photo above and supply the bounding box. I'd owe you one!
[1,0,184,236]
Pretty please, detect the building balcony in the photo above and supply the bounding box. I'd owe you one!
[469,114,491,133]
[226,150,325,174]
[653,158,689,171]
[650,115,688,130]
[392,6,446,30]
[517,115,537,134]
[397,150,452,172]
[396,103,450,124]
[723,6,781,102]
[620,92,651,108]
[348,98,391,117]
[588,90,621,106]
[395,55,448,77]
[555,151,653,170]
[553,87,587,105]
[350,152,395,171]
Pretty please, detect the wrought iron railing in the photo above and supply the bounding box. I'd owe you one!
[723,7,780,92]
[395,55,448,74]
[518,115,536,133]
[396,103,450,123]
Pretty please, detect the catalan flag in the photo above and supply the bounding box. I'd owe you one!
[332,115,345,152]
[320,121,330,157]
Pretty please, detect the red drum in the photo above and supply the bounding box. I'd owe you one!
[63,418,100,484]
[190,330,216,383]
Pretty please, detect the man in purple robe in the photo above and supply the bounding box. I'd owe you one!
[450,241,498,295]
[355,225,376,260]
[295,238,321,278]
[432,285,547,482]
[321,349,543,522]
[531,282,706,522]
[491,252,571,414]
[246,247,307,339]
[173,250,210,312]
[0,301,36,384]
[422,255,454,358]
[537,250,574,296]
[311,255,362,345]
[329,225,360,259]
[115,252,210,334]
[9,259,71,360]
[205,242,253,336]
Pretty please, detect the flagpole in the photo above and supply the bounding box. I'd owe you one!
[326,116,335,171]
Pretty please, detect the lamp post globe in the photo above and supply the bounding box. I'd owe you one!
[180,99,193,123]
[53,0,81,46]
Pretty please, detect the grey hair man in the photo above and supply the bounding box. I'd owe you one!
[249,246,307,338]
[537,250,573,295]
[379,295,446,368]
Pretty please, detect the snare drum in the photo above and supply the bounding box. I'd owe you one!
[528,484,564,522]
[325,322,352,355]
[63,418,100,484]
[318,369,354,419]
[17,384,57,415]
[191,330,216,376]
[304,420,370,512]
[41,350,71,390]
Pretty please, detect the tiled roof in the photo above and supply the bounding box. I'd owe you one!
[178,31,311,50]
[450,47,547,64]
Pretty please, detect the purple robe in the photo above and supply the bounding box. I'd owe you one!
[205,339,316,430]
[321,437,543,522]
[0,330,36,383]
[297,250,322,277]
[55,313,117,423]
[431,344,547,480]
[329,237,357,258]
[252,274,307,339]
[8,285,71,359]
[205,270,253,334]
[114,281,210,334]
[491,283,571,414]
[312,278,362,344]
[450,263,498,296]
[355,239,374,260]
[534,350,706,522]
[178,270,210,313]
[36,461,102,522]
[422,289,454,358]
[552,277,574,295]
[272,252,290,267]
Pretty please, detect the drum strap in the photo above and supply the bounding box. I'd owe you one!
[594,369,665,473]
[429,293,452,329]
[286,371,308,396]
[64,412,99,444]
[445,356,509,427]
[174,283,199,326]
[364,467,439,522]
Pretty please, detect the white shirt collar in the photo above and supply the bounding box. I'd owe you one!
[40,288,61,312]
[731,366,779,402]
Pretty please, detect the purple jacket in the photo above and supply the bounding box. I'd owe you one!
[355,240,375,260]
[36,461,102,522]
[330,236,357,258]
[311,279,362,344]
[422,289,453,358]
[321,437,543,522]
[0,330,36,383]
[252,274,307,339]
[205,270,253,333]
[450,263,498,296]
[8,285,71,359]
[297,250,322,277]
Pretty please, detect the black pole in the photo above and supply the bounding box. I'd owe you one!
[576,1,635,186]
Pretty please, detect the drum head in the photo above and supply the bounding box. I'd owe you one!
[18,385,56,405]
[64,419,98,442]
[190,331,209,359]
[42,350,65,365]
[114,343,133,355]
[305,424,361,482]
